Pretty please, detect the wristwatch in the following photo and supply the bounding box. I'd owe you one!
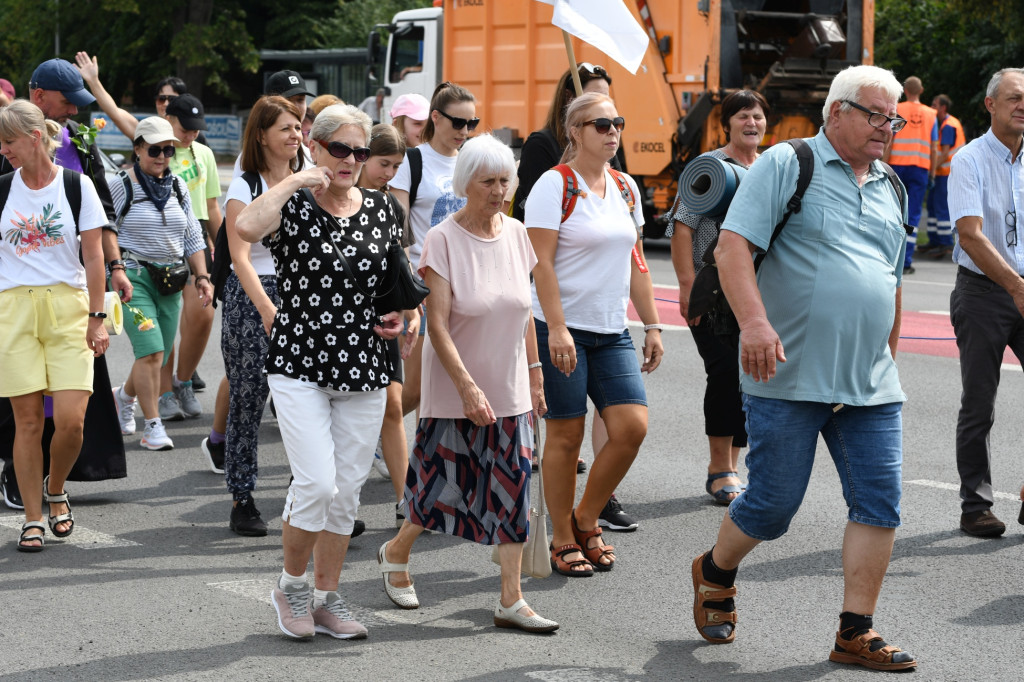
[88,311,107,319]
[194,274,211,286]
[108,258,126,269]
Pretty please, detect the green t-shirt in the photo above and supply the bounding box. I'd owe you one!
[169,141,220,221]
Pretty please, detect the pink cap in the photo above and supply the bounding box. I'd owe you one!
[0,78,15,101]
[390,93,430,121]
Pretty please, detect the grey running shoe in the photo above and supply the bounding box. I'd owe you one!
[272,583,315,639]
[141,420,174,451]
[174,379,202,419]
[112,385,137,435]
[312,592,367,639]
[159,391,185,422]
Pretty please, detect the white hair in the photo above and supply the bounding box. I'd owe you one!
[822,65,902,127]
[310,103,372,144]
[986,68,1024,99]
[452,134,516,198]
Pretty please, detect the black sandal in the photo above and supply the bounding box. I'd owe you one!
[43,475,74,538]
[17,521,45,553]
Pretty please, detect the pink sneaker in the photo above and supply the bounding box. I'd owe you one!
[271,584,314,639]
[312,592,367,639]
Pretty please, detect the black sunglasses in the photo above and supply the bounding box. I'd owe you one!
[579,62,609,78]
[156,94,176,103]
[316,139,371,163]
[434,109,481,131]
[582,117,625,134]
[146,144,176,158]
[843,100,907,133]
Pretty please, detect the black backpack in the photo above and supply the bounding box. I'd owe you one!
[211,171,262,307]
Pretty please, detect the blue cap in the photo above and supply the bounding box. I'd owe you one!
[29,59,95,107]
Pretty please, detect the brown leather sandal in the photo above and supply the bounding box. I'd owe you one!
[549,543,593,577]
[828,629,917,671]
[691,553,737,644]
[571,510,615,571]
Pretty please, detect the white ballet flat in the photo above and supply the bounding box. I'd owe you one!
[378,541,419,609]
[493,598,559,633]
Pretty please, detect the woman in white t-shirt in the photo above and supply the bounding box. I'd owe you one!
[390,81,476,419]
[209,95,304,537]
[525,93,664,576]
[0,101,109,552]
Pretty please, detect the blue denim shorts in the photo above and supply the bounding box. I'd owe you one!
[728,396,903,541]
[535,319,647,419]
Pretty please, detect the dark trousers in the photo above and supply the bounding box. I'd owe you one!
[690,317,747,447]
[220,273,279,501]
[949,269,1024,512]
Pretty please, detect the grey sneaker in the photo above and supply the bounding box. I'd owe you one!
[272,583,315,639]
[159,391,185,422]
[312,592,367,639]
[140,420,174,451]
[112,385,137,435]
[174,379,202,418]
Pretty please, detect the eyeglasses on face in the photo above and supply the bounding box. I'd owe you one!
[146,144,176,158]
[316,139,371,163]
[434,109,480,131]
[582,117,625,134]
[843,100,907,133]
[156,95,176,104]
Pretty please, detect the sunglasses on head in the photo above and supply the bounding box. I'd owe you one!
[146,144,176,158]
[316,139,371,163]
[434,109,480,131]
[156,94,176,103]
[579,62,609,78]
[582,117,625,134]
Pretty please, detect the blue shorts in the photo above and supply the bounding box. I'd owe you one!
[535,319,646,420]
[403,304,426,338]
[728,396,903,541]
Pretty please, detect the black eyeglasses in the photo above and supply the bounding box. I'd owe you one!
[582,117,625,134]
[316,139,371,163]
[434,109,480,131]
[146,144,176,158]
[156,95,176,104]
[1006,210,1017,247]
[843,100,907,133]
[579,62,609,78]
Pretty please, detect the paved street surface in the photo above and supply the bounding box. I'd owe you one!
[3,246,1022,681]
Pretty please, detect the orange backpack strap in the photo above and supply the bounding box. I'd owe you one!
[555,164,585,223]
[607,168,648,273]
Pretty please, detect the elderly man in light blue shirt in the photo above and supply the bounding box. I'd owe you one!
[690,65,917,672]
[947,67,1024,539]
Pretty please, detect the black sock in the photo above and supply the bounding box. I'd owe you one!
[837,612,888,652]
[700,548,737,613]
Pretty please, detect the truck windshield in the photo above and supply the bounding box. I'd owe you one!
[388,25,425,83]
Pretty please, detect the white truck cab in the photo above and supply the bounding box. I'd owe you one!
[371,7,443,123]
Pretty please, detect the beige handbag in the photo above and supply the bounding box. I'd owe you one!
[492,415,551,579]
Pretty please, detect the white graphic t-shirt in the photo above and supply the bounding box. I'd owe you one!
[0,169,107,293]
[390,143,466,267]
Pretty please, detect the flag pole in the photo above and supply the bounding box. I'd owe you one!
[562,30,583,96]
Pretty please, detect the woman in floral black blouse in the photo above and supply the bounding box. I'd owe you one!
[237,104,403,641]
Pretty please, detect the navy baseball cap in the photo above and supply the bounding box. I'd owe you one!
[29,59,95,107]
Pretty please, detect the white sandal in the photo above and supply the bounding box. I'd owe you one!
[377,541,419,609]
[494,598,559,633]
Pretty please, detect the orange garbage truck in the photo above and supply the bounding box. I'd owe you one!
[369,0,876,237]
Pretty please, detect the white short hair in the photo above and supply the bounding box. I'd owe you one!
[452,134,516,198]
[986,68,1024,99]
[310,104,372,144]
[822,65,902,127]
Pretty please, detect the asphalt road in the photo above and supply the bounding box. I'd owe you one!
[3,245,1022,681]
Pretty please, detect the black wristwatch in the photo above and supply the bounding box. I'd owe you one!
[88,311,107,319]
[194,274,211,287]
[108,258,126,268]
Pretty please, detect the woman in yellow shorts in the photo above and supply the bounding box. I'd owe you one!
[0,101,109,552]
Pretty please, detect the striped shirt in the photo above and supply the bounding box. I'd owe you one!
[948,128,1024,275]
[110,172,205,268]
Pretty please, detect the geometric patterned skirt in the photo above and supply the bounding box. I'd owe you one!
[402,411,534,545]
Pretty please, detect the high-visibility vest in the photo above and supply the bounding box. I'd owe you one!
[935,114,966,177]
[890,101,937,170]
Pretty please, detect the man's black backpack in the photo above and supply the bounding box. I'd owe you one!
[687,138,909,343]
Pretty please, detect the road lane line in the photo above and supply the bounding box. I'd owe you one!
[0,515,140,548]
[905,479,1020,501]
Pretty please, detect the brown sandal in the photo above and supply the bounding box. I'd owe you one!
[828,629,917,671]
[549,543,593,577]
[691,553,737,643]
[571,510,615,571]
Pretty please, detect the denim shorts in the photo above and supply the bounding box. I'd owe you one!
[535,319,646,419]
[728,395,903,541]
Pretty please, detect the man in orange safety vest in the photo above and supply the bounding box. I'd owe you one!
[919,94,966,260]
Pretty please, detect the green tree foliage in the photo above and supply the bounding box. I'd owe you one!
[325,0,435,49]
[875,0,1024,136]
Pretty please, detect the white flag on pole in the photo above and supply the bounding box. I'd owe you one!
[535,0,650,74]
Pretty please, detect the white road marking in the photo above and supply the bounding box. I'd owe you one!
[920,310,950,315]
[905,479,1020,501]
[0,514,140,548]
[525,670,629,681]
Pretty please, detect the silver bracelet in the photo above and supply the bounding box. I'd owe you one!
[528,362,543,370]
[643,324,665,332]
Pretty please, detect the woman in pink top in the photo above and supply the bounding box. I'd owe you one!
[376,134,557,633]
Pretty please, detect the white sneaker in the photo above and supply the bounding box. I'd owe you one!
[112,385,137,435]
[141,420,174,451]
[372,438,390,480]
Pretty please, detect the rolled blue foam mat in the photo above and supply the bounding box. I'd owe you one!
[677,156,746,218]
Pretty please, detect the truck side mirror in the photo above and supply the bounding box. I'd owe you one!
[367,31,381,64]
